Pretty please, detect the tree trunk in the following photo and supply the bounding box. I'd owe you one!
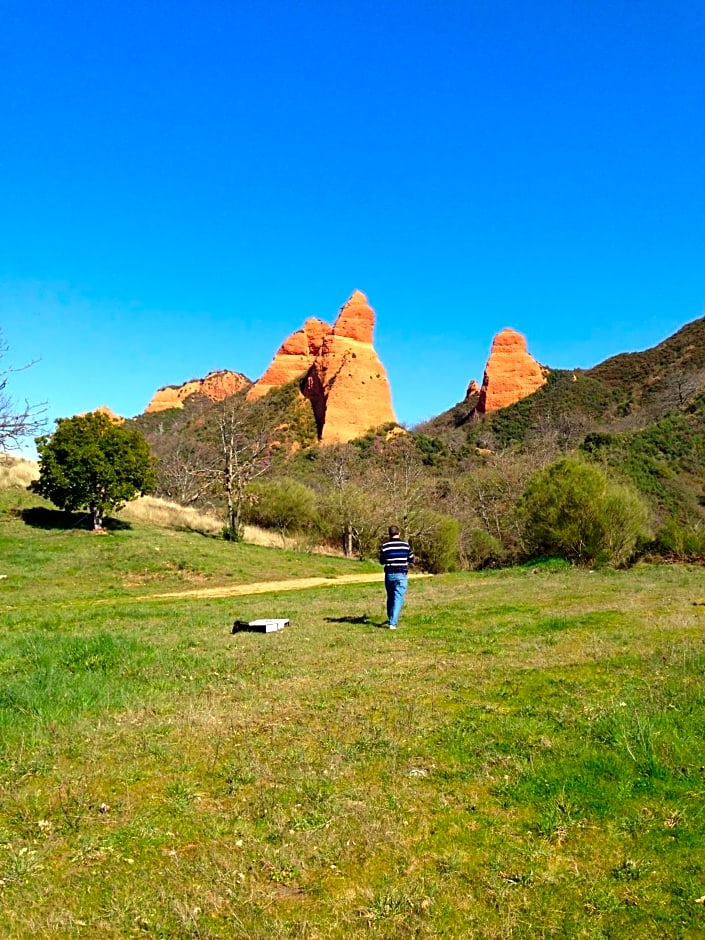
[234,479,245,540]
[343,522,353,557]
[224,450,237,538]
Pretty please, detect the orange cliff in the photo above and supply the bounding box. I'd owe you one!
[312,290,397,444]
[80,405,125,424]
[145,370,250,414]
[248,290,397,444]
[247,318,330,400]
[475,328,548,414]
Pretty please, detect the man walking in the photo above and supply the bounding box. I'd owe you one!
[379,525,415,629]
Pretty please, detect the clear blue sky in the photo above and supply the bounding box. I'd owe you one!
[2,0,704,452]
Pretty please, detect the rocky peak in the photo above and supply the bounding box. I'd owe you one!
[81,405,124,424]
[248,291,397,443]
[331,289,375,344]
[311,291,396,444]
[145,370,250,414]
[140,291,396,443]
[247,318,330,401]
[475,328,547,414]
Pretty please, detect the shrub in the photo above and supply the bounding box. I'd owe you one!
[520,458,651,567]
[244,478,318,539]
[464,528,505,569]
[412,512,461,573]
[651,517,705,560]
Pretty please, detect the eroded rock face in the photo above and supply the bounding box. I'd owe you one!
[145,370,250,413]
[475,328,547,414]
[331,289,375,343]
[141,292,395,442]
[82,405,124,424]
[312,291,396,444]
[247,318,329,401]
[248,290,397,443]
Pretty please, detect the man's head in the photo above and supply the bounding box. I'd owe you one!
[388,525,400,538]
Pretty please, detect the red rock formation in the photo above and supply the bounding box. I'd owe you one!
[199,371,250,401]
[145,370,249,414]
[331,289,374,343]
[142,292,396,442]
[247,318,329,401]
[81,405,124,424]
[310,291,396,444]
[248,290,397,444]
[466,379,481,398]
[475,328,547,414]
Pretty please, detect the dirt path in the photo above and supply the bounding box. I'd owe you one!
[144,572,430,601]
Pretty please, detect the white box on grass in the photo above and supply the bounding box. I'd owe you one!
[232,618,290,634]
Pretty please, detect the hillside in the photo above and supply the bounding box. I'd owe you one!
[131,378,319,458]
[419,315,705,449]
[33,313,704,568]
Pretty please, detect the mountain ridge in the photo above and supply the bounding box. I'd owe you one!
[101,299,705,455]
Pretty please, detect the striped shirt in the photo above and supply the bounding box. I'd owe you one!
[379,536,415,574]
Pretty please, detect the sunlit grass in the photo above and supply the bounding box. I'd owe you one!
[2,485,705,937]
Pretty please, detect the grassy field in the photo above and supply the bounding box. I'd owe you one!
[2,485,705,938]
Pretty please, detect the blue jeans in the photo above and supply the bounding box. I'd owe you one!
[385,573,408,626]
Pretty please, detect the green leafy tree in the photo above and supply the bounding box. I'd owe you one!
[31,412,156,530]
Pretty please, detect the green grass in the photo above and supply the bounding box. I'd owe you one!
[2,487,705,937]
[0,488,379,609]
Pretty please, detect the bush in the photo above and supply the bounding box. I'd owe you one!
[412,512,461,573]
[651,518,705,560]
[601,484,654,566]
[464,528,505,569]
[519,458,651,567]
[244,478,318,539]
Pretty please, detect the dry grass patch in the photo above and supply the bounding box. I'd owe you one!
[115,495,223,536]
[0,454,38,488]
[116,494,343,553]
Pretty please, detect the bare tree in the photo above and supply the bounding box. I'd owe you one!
[318,445,366,556]
[217,396,272,539]
[455,450,544,556]
[0,332,46,451]
[528,409,592,458]
[156,441,216,506]
[373,434,429,536]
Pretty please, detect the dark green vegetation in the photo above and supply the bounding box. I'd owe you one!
[126,316,705,571]
[2,484,705,938]
[520,459,650,567]
[31,412,156,530]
